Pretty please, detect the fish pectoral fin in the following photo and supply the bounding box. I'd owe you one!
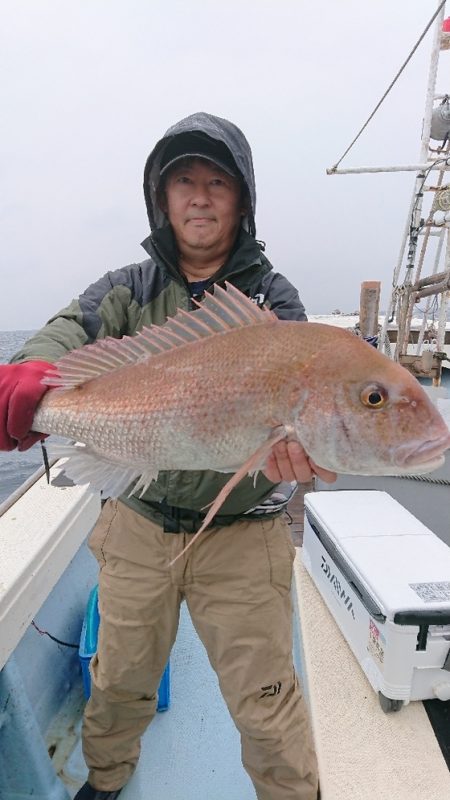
[50,443,148,497]
[168,425,291,567]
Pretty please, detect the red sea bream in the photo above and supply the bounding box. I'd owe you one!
[32,284,450,539]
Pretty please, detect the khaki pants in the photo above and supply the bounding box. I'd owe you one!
[84,499,318,799]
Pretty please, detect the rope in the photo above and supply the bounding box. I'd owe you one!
[383,334,393,358]
[31,620,79,649]
[396,474,450,486]
[328,1,447,172]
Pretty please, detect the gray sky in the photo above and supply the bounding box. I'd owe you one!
[1,0,446,329]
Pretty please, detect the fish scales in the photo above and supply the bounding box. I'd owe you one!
[34,320,316,471]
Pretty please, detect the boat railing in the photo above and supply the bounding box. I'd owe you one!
[0,459,101,671]
[0,458,57,519]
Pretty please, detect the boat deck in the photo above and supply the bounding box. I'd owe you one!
[63,603,256,799]
[62,547,450,800]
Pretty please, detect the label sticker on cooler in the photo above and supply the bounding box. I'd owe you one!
[409,582,450,603]
[367,619,385,668]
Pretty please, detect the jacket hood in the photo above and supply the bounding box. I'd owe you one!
[143,112,256,237]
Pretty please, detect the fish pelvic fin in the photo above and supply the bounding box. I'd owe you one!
[42,283,276,389]
[50,443,157,498]
[168,425,291,567]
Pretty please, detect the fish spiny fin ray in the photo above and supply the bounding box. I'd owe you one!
[168,424,291,567]
[43,283,276,389]
[51,444,157,497]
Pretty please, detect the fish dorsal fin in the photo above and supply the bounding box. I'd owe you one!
[43,282,275,389]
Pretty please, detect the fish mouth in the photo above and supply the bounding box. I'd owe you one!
[396,432,450,473]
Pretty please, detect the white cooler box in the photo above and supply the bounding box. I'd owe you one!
[302,490,450,712]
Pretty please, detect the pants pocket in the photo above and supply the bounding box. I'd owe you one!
[260,517,296,596]
[88,498,118,568]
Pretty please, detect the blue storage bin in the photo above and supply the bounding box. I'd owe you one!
[79,585,170,712]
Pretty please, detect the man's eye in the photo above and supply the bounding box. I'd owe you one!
[176,175,191,184]
[210,178,225,186]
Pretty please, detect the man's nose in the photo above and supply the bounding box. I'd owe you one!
[190,184,211,205]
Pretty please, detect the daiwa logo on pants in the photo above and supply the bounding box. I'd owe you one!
[259,682,282,698]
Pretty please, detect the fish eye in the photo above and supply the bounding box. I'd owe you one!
[360,384,388,409]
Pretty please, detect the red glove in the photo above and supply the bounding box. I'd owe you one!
[0,361,54,452]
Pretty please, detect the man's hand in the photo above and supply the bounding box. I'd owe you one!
[0,361,53,451]
[263,440,337,485]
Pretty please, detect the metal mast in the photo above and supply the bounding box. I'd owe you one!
[328,2,450,385]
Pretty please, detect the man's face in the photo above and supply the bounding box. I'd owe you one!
[161,158,245,257]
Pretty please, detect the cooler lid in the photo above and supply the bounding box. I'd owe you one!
[304,490,430,539]
[304,491,450,617]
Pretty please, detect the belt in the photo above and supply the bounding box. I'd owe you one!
[148,500,282,534]
[148,500,239,534]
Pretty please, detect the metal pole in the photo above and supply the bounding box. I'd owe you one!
[379,191,417,354]
[437,229,450,351]
[415,268,450,289]
[420,4,446,163]
[437,291,449,352]
[415,228,446,354]
[385,4,446,356]
[414,278,450,298]
[326,162,450,175]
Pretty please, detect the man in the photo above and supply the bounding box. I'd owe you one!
[0,113,335,799]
